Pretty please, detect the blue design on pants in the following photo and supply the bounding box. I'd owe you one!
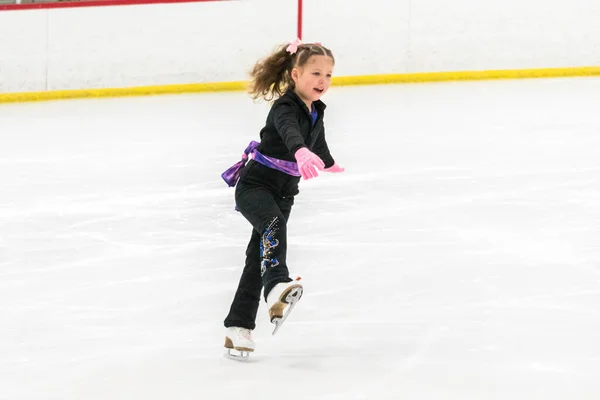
[260,217,280,276]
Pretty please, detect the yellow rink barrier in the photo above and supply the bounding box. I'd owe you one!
[1,66,599,104]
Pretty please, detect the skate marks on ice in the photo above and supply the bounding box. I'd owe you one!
[2,79,600,399]
[217,320,449,400]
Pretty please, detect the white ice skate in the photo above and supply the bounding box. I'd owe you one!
[267,277,303,335]
[224,327,255,360]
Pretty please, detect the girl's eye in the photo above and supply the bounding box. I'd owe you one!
[313,72,320,76]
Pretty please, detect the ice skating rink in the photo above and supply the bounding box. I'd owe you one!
[1,77,599,399]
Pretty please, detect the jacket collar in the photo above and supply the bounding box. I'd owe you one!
[285,89,327,115]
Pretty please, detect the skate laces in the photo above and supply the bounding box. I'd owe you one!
[234,327,252,340]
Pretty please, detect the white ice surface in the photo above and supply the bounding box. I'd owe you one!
[1,78,600,399]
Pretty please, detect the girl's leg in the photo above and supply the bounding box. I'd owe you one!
[224,185,293,329]
[223,229,261,329]
[237,187,294,299]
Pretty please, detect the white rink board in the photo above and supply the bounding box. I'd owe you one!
[1,0,600,93]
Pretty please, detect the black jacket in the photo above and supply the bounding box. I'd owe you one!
[257,90,335,168]
[238,90,336,198]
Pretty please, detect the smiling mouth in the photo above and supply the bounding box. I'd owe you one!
[314,88,324,93]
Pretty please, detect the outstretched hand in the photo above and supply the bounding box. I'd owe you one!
[294,148,325,180]
[325,163,345,173]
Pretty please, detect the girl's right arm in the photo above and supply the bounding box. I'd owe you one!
[272,102,307,155]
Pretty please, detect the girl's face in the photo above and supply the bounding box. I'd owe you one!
[291,55,334,109]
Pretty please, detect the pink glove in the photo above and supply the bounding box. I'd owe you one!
[294,147,325,180]
[325,163,345,173]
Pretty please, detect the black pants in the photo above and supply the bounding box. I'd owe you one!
[223,181,294,330]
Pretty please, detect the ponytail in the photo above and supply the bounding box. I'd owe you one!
[248,44,294,102]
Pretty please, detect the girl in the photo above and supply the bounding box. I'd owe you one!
[221,38,344,356]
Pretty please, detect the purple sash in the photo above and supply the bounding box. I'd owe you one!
[221,141,301,187]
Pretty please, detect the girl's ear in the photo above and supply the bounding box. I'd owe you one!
[291,67,299,84]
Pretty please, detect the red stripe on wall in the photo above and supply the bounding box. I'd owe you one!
[0,0,229,12]
[297,0,302,40]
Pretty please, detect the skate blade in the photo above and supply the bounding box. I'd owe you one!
[269,284,303,320]
[271,286,303,336]
[224,336,254,360]
[224,349,252,361]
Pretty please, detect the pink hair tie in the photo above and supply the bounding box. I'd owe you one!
[286,38,302,54]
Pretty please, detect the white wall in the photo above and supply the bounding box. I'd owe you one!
[0,10,48,93]
[1,0,599,94]
[305,0,600,76]
[405,0,600,72]
[0,0,296,93]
